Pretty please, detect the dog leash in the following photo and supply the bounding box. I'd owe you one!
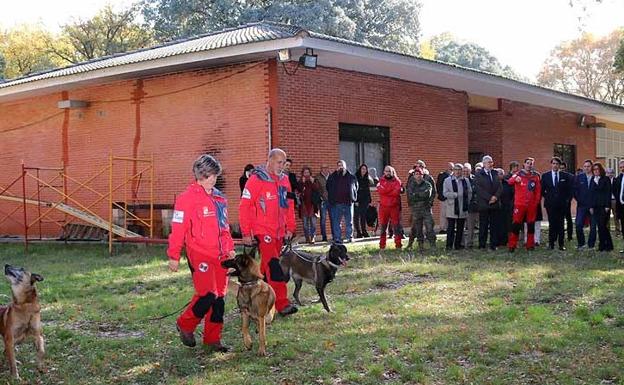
[148,300,191,322]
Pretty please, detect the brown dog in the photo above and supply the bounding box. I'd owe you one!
[221,248,275,356]
[1,264,45,379]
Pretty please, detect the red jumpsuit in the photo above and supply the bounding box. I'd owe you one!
[377,176,403,249]
[239,166,296,312]
[167,183,235,345]
[508,170,542,250]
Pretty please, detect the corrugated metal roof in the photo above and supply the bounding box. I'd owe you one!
[0,22,304,89]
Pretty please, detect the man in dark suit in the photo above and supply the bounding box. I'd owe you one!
[474,155,503,250]
[612,160,624,253]
[559,161,574,241]
[542,157,572,250]
[573,159,596,249]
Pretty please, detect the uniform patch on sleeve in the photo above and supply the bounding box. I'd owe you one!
[241,188,252,199]
[172,210,184,223]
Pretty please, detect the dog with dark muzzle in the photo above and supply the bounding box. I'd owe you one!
[221,247,276,356]
[279,243,349,312]
[1,264,45,379]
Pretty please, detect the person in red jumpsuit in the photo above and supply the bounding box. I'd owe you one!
[508,157,542,252]
[377,165,403,249]
[239,148,298,316]
[167,154,236,351]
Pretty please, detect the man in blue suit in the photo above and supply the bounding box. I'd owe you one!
[542,157,572,250]
[573,159,595,249]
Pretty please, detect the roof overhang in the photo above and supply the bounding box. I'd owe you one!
[300,36,624,124]
[0,36,304,103]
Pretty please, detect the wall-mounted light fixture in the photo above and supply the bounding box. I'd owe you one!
[299,48,317,69]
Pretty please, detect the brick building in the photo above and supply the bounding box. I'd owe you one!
[1,22,624,238]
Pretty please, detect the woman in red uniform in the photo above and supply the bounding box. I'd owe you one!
[167,154,235,351]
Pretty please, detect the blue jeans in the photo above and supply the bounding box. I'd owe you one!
[319,201,329,240]
[330,203,353,243]
[575,206,596,247]
[303,215,317,238]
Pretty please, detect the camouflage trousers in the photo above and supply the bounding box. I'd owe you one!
[408,206,436,247]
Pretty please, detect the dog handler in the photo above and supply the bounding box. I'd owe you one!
[167,154,236,351]
[240,148,299,316]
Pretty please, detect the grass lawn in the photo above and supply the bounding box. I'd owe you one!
[0,239,623,384]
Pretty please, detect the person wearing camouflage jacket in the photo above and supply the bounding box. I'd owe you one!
[406,168,436,250]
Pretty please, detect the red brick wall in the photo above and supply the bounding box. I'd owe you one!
[273,62,470,229]
[0,62,270,237]
[468,110,504,163]
[500,100,596,173]
[468,100,596,174]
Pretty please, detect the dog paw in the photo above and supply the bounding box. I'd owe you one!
[243,339,253,350]
[257,348,267,357]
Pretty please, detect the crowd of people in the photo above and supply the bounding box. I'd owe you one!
[166,149,623,351]
[244,154,624,254]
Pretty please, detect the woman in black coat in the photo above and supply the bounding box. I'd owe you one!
[355,164,378,238]
[589,162,613,251]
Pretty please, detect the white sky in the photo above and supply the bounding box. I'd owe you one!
[1,0,623,81]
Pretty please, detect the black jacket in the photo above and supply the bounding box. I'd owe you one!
[436,171,450,201]
[356,172,377,205]
[326,171,358,205]
[474,169,502,211]
[613,174,624,217]
[588,176,612,209]
[541,170,573,209]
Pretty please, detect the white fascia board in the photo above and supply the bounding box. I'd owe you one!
[0,36,304,102]
[303,37,624,124]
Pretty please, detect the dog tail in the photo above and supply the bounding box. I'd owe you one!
[266,305,276,325]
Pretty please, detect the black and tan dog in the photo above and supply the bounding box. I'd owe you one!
[221,248,275,356]
[1,264,45,379]
[279,243,349,312]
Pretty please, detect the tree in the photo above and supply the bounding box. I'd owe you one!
[425,33,525,81]
[537,30,624,105]
[49,5,154,64]
[615,39,624,73]
[0,52,5,81]
[140,0,422,55]
[0,24,61,79]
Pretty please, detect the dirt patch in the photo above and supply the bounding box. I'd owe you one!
[44,320,145,339]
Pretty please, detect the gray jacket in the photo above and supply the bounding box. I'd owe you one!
[443,176,472,219]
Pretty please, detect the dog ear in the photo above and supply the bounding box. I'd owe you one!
[248,246,257,259]
[30,273,44,284]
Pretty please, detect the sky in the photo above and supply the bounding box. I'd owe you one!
[1,0,623,81]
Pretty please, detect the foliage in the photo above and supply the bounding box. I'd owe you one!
[48,5,154,64]
[538,30,624,105]
[140,0,423,54]
[0,51,5,81]
[424,33,526,80]
[0,24,62,79]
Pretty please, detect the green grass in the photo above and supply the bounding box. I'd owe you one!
[0,239,623,384]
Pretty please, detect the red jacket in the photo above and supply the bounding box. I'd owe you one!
[508,170,542,207]
[167,183,235,262]
[239,166,296,239]
[378,176,402,208]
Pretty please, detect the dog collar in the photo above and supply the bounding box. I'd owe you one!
[240,280,260,287]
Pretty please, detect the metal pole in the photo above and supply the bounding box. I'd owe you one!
[150,154,154,240]
[36,168,42,239]
[109,152,113,255]
[21,162,28,254]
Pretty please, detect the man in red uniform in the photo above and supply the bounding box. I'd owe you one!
[239,148,298,316]
[167,154,236,351]
[508,157,542,252]
[377,165,403,249]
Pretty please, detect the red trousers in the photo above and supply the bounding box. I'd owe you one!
[379,205,402,248]
[508,205,537,249]
[258,235,291,312]
[177,258,228,344]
